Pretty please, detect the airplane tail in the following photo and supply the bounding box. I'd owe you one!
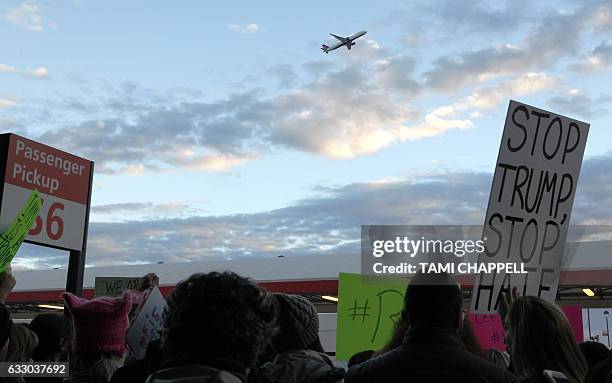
[321,44,330,53]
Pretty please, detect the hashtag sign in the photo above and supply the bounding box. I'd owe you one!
[348,299,371,323]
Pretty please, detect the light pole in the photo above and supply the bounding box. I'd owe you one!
[605,310,610,347]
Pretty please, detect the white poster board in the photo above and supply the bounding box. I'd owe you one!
[126,285,167,359]
[471,100,589,313]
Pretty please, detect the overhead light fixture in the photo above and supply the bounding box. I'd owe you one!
[38,304,64,310]
[583,288,595,297]
[321,295,338,302]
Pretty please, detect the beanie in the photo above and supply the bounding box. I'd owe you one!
[273,294,319,350]
[29,313,72,358]
[62,290,134,357]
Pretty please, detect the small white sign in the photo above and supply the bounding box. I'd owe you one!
[126,286,167,360]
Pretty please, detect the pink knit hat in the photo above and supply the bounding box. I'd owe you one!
[62,290,134,356]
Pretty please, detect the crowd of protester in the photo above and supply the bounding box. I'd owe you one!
[1,266,612,383]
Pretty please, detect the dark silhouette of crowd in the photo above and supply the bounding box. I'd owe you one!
[1,266,612,383]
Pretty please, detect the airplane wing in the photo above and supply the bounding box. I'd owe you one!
[330,33,348,43]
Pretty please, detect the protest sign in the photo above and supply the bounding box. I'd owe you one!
[336,273,407,360]
[468,314,506,351]
[0,134,93,251]
[94,276,143,298]
[471,101,589,314]
[336,273,513,358]
[467,306,583,351]
[561,305,584,342]
[126,285,167,360]
[0,189,42,271]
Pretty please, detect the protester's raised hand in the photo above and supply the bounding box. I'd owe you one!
[0,266,16,304]
[138,272,159,292]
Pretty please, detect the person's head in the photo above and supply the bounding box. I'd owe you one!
[7,324,38,362]
[402,272,463,330]
[62,290,133,360]
[163,271,275,369]
[270,293,322,353]
[579,341,609,369]
[0,304,12,362]
[507,296,587,382]
[29,313,72,362]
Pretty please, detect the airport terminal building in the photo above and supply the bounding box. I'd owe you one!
[8,240,612,351]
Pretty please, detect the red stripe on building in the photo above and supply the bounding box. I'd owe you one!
[7,269,612,304]
[6,279,340,304]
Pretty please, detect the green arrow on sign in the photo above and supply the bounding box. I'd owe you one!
[0,189,42,271]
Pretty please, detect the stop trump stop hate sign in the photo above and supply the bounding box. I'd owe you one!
[0,133,93,251]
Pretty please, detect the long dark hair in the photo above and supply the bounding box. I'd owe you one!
[508,296,587,383]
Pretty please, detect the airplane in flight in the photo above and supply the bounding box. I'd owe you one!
[321,30,367,54]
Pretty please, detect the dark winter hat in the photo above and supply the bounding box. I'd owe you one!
[29,313,72,358]
[273,293,319,350]
[0,303,12,350]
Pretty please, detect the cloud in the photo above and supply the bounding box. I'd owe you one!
[461,72,558,111]
[0,98,17,108]
[227,23,261,33]
[398,106,473,142]
[423,8,586,91]
[267,64,297,88]
[22,58,555,172]
[0,63,49,78]
[14,151,612,268]
[420,0,531,34]
[4,3,46,32]
[0,64,18,74]
[547,89,612,119]
[576,40,612,72]
[28,66,48,78]
[374,55,420,95]
[30,56,426,169]
[589,2,612,32]
[8,0,605,174]
[91,201,201,221]
[401,72,559,137]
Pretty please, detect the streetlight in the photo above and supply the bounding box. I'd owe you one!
[605,311,610,347]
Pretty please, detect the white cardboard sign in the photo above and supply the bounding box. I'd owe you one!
[471,100,589,314]
[126,285,167,359]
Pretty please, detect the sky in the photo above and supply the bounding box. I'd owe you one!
[1,0,612,269]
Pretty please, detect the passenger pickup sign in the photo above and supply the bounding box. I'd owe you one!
[0,134,93,251]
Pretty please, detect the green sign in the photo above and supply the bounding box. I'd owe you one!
[335,272,408,360]
[0,189,42,271]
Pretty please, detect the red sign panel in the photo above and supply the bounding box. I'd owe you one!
[0,133,93,251]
